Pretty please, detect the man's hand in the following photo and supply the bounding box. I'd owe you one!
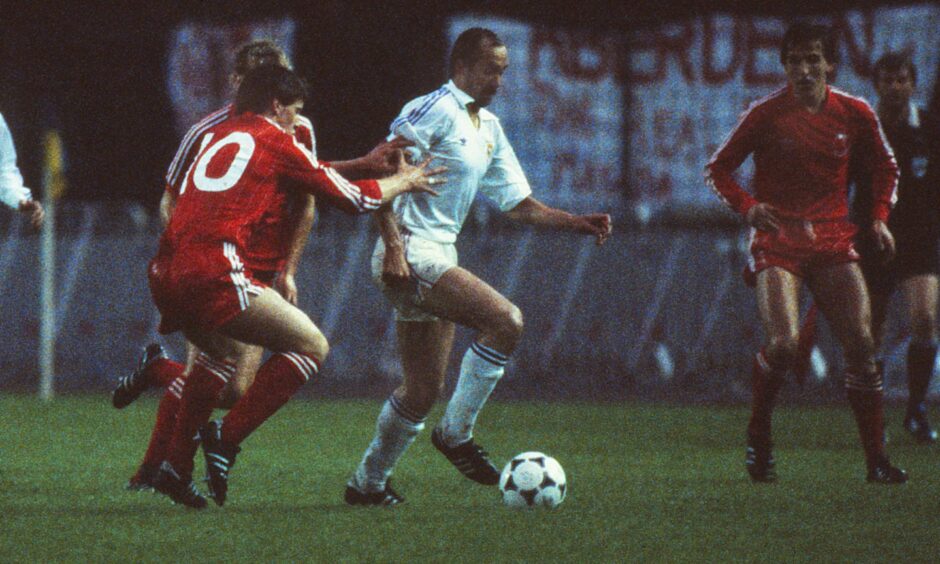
[381,244,412,290]
[871,220,896,263]
[275,272,299,305]
[18,199,44,230]
[745,203,781,233]
[578,213,612,246]
[377,153,446,203]
[362,136,415,177]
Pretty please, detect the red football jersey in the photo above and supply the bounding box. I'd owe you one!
[165,105,318,273]
[166,105,318,195]
[158,113,380,263]
[705,86,898,223]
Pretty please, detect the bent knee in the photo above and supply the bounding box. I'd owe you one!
[490,304,524,348]
[295,332,329,362]
[397,380,444,415]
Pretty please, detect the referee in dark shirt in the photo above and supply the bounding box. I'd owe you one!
[853,52,940,442]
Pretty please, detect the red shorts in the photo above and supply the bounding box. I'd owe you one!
[748,220,859,281]
[252,269,278,287]
[149,242,266,334]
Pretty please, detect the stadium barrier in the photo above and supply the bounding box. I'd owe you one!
[0,202,933,403]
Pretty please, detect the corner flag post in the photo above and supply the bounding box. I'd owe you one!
[39,130,65,401]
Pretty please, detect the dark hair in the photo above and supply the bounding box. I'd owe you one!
[872,51,917,85]
[235,65,307,114]
[780,22,837,65]
[234,39,290,77]
[449,28,504,74]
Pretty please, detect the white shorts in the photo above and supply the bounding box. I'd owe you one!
[371,232,457,322]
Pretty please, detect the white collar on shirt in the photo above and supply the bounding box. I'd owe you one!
[445,80,475,109]
[444,80,497,122]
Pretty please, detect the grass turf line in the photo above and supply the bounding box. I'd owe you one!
[0,396,937,562]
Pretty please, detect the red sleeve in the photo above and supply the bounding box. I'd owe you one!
[857,103,899,222]
[704,104,762,217]
[278,135,382,214]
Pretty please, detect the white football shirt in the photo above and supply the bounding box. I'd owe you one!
[0,113,32,209]
[388,80,531,243]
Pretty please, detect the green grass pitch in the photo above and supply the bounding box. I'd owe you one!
[1,395,938,562]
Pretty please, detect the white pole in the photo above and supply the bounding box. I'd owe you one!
[38,151,58,401]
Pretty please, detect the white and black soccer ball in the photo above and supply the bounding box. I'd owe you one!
[499,452,566,509]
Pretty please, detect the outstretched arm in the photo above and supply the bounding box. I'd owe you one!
[330,137,414,180]
[505,196,612,246]
[284,140,442,214]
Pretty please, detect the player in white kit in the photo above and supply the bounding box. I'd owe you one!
[0,113,44,228]
[345,28,612,505]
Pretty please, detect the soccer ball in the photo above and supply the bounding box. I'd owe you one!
[498,452,566,509]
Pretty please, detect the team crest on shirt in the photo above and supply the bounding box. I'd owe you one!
[832,133,848,157]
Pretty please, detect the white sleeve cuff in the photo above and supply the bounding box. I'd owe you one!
[0,175,31,209]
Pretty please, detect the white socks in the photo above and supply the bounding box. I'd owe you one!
[351,342,510,491]
[352,395,425,492]
[439,341,508,446]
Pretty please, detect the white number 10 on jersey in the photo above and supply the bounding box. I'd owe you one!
[183,132,257,194]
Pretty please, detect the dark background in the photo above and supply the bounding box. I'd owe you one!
[0,0,925,206]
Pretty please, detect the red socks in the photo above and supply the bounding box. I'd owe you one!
[747,350,785,443]
[139,375,187,469]
[166,354,235,478]
[845,370,886,468]
[147,358,184,388]
[221,352,319,446]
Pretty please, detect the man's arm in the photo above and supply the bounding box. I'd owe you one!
[374,204,411,289]
[330,137,414,180]
[504,196,611,246]
[859,103,900,260]
[0,115,44,229]
[861,106,900,224]
[275,194,316,305]
[704,104,763,218]
[282,141,441,213]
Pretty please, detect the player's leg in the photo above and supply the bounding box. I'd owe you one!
[152,330,242,508]
[748,266,802,482]
[111,343,184,409]
[900,274,939,442]
[808,261,906,482]
[420,266,523,485]
[193,288,326,505]
[118,338,195,488]
[216,344,264,409]
[124,340,254,492]
[212,269,281,409]
[868,288,892,352]
[347,319,455,505]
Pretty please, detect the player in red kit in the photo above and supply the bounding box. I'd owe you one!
[705,22,906,483]
[113,41,410,492]
[148,65,444,508]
